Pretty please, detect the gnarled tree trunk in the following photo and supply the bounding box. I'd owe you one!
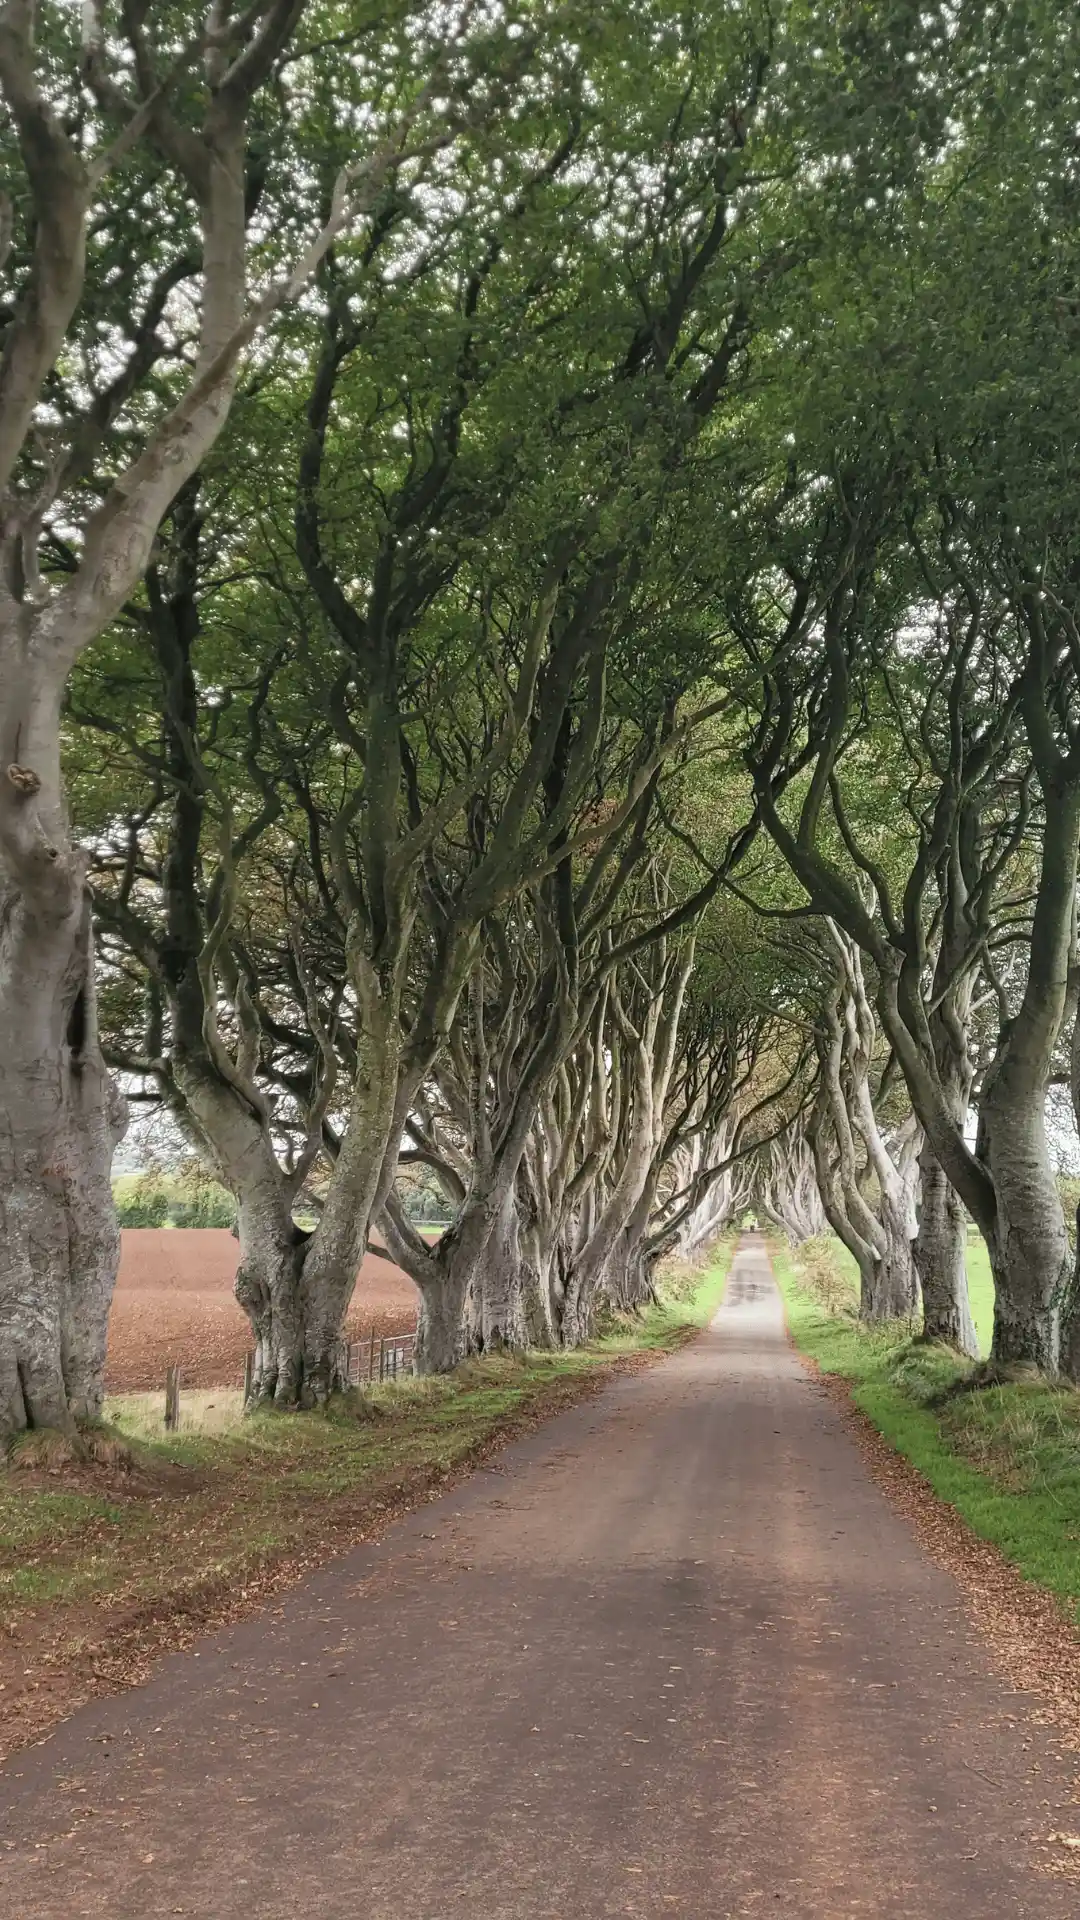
[980,1080,1069,1371]
[179,1015,408,1407]
[913,1144,978,1355]
[809,938,919,1324]
[469,1190,529,1354]
[0,860,127,1432]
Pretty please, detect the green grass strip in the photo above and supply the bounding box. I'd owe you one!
[774,1242,1080,1623]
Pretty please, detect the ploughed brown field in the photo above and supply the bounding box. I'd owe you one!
[106,1229,421,1393]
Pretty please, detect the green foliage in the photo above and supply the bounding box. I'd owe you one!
[790,1234,859,1317]
[396,1165,454,1224]
[112,1174,170,1228]
[113,1163,236,1230]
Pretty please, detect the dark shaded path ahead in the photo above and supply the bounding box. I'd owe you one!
[3,1237,1079,1917]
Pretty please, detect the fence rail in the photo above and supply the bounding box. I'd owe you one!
[235,1329,418,1406]
[345,1331,417,1385]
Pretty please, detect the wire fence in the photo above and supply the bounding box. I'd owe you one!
[235,1330,418,1406]
[345,1330,418,1384]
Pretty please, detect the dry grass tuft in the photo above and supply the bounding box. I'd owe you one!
[80,1428,137,1470]
[108,1388,246,1439]
[5,1428,82,1472]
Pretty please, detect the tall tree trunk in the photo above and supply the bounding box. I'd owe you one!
[395,1185,515,1376]
[1058,999,1080,1379]
[981,1082,1069,1371]
[172,958,414,1406]
[807,1095,880,1312]
[1060,1203,1080,1384]
[558,1264,597,1349]
[911,959,979,1353]
[231,1208,312,1406]
[516,1168,558,1347]
[886,785,1080,1371]
[976,783,1080,1370]
[603,1229,658,1313]
[0,764,128,1433]
[913,1144,978,1355]
[863,1188,919,1321]
[470,1190,529,1354]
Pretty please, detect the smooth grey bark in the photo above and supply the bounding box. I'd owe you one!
[0,879,127,1433]
[838,932,920,1321]
[392,1180,530,1374]
[466,1189,530,1354]
[411,1224,483,1374]
[878,748,1080,1371]
[603,1228,659,1314]
[0,0,345,1432]
[808,1094,877,1305]
[907,889,980,1353]
[175,1001,410,1405]
[559,939,695,1345]
[866,1184,920,1319]
[913,1145,978,1355]
[956,782,1080,1371]
[910,966,978,1354]
[808,932,918,1324]
[1059,995,1080,1380]
[883,961,1071,1370]
[980,1081,1070,1372]
[384,1157,523,1375]
[517,1153,567,1347]
[754,1133,827,1246]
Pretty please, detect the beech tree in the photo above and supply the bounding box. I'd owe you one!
[733,504,1074,1366]
[0,0,551,1431]
[804,921,921,1324]
[753,1128,826,1246]
[73,0,813,1394]
[0,0,319,1433]
[26,0,1079,1410]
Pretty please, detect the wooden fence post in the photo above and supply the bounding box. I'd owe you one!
[164,1365,181,1431]
[368,1328,376,1382]
[378,1337,386,1382]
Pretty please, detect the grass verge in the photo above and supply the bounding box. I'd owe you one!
[0,1242,732,1760]
[774,1237,1080,1622]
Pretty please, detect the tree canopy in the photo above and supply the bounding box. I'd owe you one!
[4,0,1080,1427]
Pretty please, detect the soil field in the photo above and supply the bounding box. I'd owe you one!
[105,1229,420,1393]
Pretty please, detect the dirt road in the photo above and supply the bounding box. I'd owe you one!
[3,1237,1079,1917]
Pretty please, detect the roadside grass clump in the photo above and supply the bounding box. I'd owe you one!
[775,1238,1080,1619]
[790,1234,860,1317]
